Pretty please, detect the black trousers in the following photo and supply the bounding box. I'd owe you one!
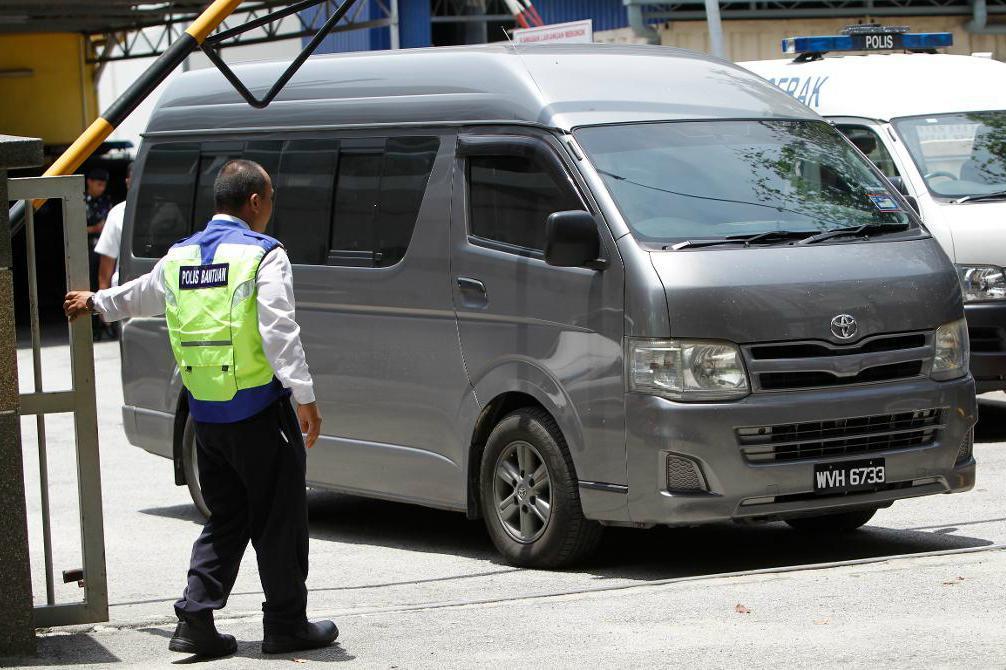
[174,397,309,633]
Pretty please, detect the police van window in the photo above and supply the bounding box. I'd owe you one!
[468,154,581,251]
[132,143,200,258]
[836,126,900,179]
[329,136,439,267]
[273,139,339,265]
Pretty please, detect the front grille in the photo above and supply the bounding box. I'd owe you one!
[743,331,932,392]
[737,408,943,463]
[759,361,924,391]
[968,326,1004,353]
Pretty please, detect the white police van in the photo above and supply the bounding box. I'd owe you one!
[743,26,1006,393]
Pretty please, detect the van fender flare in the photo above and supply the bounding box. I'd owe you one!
[469,359,587,464]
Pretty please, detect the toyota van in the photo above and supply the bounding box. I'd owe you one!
[119,44,976,567]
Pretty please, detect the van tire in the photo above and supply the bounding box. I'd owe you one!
[181,416,211,520]
[479,407,602,568]
[785,508,876,532]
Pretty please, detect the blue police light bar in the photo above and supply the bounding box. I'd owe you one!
[782,31,953,55]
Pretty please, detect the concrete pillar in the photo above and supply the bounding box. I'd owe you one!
[0,134,42,657]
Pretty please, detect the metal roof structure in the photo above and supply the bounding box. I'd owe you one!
[0,1,391,63]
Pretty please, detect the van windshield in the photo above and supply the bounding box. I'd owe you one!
[574,120,914,246]
[892,111,1006,199]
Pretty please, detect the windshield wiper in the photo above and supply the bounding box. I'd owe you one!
[668,230,814,250]
[953,190,1006,204]
[798,222,910,245]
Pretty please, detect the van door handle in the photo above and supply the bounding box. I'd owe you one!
[457,277,488,309]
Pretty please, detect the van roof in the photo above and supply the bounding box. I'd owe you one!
[741,53,1006,121]
[145,43,817,136]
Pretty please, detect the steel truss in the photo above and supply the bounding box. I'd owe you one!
[88,0,391,63]
[630,0,1006,22]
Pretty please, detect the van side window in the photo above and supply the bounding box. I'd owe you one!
[329,136,439,268]
[273,139,339,265]
[192,143,244,231]
[132,143,200,258]
[836,125,900,179]
[468,154,581,251]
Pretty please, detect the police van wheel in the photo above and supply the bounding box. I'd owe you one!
[479,408,602,568]
[182,417,211,520]
[785,508,877,533]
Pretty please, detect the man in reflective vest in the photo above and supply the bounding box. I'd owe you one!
[64,159,336,658]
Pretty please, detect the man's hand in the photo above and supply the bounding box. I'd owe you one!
[296,401,322,449]
[64,291,95,321]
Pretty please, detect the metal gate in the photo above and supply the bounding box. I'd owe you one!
[9,175,107,628]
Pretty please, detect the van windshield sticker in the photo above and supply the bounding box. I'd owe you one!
[179,263,229,290]
[867,193,902,212]
[766,76,829,108]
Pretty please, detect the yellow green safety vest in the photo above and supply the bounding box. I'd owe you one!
[163,219,286,423]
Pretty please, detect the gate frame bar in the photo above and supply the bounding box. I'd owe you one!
[9,175,107,629]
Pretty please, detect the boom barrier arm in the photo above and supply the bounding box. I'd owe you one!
[9,0,359,236]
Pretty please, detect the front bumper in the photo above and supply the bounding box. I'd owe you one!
[966,302,1006,393]
[624,376,977,526]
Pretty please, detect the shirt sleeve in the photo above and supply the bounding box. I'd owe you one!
[94,203,124,258]
[256,248,316,405]
[92,257,167,322]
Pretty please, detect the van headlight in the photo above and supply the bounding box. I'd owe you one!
[931,318,969,381]
[957,265,1006,302]
[629,339,749,401]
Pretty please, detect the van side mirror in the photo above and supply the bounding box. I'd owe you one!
[888,176,920,215]
[544,210,605,269]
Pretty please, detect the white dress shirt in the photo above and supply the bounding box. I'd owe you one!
[92,214,315,405]
[94,201,125,286]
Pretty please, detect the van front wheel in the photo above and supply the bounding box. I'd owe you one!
[181,416,211,520]
[479,408,602,568]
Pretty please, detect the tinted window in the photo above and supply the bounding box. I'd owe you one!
[331,151,382,262]
[132,143,199,258]
[468,154,581,251]
[329,137,439,267]
[376,136,442,266]
[836,125,900,179]
[192,143,243,231]
[274,139,338,265]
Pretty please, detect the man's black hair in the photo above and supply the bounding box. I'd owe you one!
[87,167,110,182]
[214,159,269,213]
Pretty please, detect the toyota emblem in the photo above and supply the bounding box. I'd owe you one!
[831,314,858,340]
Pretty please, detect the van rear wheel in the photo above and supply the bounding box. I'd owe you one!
[181,416,211,520]
[785,508,877,532]
[479,408,602,568]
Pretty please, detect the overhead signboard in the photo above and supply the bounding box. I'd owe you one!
[513,20,593,45]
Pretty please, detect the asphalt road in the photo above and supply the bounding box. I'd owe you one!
[8,340,1006,668]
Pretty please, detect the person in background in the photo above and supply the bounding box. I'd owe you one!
[85,168,112,340]
[93,162,131,339]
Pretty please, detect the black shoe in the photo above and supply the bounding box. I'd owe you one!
[262,620,339,654]
[168,618,237,658]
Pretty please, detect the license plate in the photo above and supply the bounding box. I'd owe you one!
[813,458,886,495]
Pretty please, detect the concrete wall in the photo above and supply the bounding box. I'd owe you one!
[0,34,98,146]
[597,17,1006,62]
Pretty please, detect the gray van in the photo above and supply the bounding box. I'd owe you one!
[120,44,977,568]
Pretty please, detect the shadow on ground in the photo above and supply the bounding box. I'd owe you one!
[142,488,994,586]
